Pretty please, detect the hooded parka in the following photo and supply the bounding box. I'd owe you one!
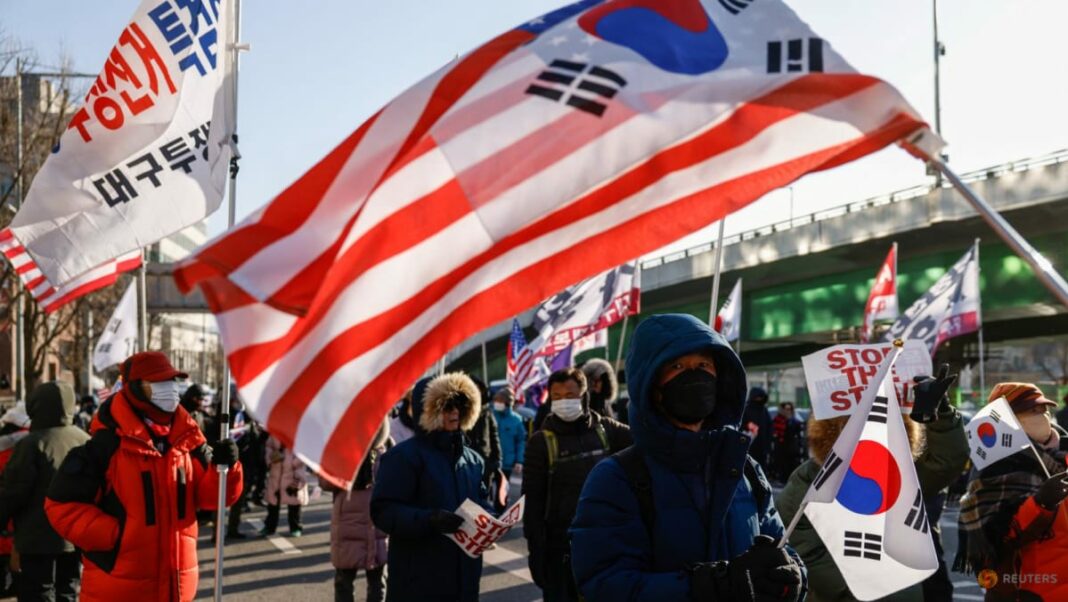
[0,382,88,555]
[570,314,804,601]
[370,373,490,602]
[44,387,243,602]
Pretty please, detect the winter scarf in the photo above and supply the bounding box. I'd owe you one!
[954,447,1065,575]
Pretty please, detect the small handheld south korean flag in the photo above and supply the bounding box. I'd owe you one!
[965,397,1030,470]
[797,343,937,601]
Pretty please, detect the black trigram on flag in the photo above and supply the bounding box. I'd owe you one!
[868,397,889,424]
[767,38,825,74]
[843,531,882,561]
[526,60,627,117]
[717,0,755,15]
[975,447,988,460]
[989,409,1002,424]
[814,451,844,491]
[904,491,930,534]
[1002,433,1013,447]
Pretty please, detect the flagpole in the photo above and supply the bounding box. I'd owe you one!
[86,310,94,396]
[708,219,726,324]
[974,239,986,399]
[215,0,245,599]
[1030,444,1053,479]
[481,341,488,383]
[929,157,1068,308]
[137,253,148,351]
[614,315,630,372]
[13,57,25,402]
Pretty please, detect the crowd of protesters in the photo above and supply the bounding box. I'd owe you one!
[0,314,1065,601]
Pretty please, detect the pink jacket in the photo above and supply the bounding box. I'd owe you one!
[264,436,309,507]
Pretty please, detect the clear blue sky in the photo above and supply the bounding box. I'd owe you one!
[5,0,1067,256]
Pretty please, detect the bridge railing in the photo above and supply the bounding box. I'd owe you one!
[639,149,1068,270]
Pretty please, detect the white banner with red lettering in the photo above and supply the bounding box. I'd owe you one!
[448,496,524,558]
[529,262,640,359]
[802,340,932,419]
[10,0,233,287]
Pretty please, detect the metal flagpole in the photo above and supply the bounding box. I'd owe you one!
[86,310,94,396]
[481,341,488,383]
[614,315,629,372]
[215,0,246,599]
[137,254,148,351]
[13,57,25,402]
[974,239,986,398]
[735,278,743,357]
[930,158,1068,309]
[707,219,727,325]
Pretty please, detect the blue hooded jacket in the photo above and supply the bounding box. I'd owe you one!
[570,314,803,601]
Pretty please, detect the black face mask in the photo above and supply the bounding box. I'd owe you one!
[659,370,718,425]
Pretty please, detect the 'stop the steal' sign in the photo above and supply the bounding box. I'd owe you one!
[803,341,932,419]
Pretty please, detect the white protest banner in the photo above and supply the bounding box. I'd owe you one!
[966,397,1031,471]
[448,496,524,558]
[803,340,932,419]
[530,262,640,359]
[10,0,233,287]
[92,281,138,371]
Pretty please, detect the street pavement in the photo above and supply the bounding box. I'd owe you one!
[195,487,983,601]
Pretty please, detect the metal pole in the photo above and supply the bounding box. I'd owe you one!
[481,341,488,383]
[86,310,94,396]
[14,58,24,400]
[215,0,244,599]
[614,315,629,373]
[974,239,986,398]
[137,252,148,352]
[931,158,1068,309]
[708,219,727,325]
[932,0,945,186]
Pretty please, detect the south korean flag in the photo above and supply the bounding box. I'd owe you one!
[966,397,1030,470]
[801,346,937,601]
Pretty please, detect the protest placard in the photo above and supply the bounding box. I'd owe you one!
[447,496,525,558]
[802,340,932,419]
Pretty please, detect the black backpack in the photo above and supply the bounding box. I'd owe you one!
[613,445,768,545]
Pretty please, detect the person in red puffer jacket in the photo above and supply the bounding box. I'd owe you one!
[44,352,243,602]
[0,402,30,596]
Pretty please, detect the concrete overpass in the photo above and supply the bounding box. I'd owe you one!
[448,149,1068,375]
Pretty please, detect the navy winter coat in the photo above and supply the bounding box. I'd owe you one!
[570,314,805,601]
[370,430,488,602]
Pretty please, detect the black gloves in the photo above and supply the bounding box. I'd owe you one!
[209,439,239,467]
[1035,473,1068,510]
[690,535,802,602]
[910,364,958,423]
[428,510,465,534]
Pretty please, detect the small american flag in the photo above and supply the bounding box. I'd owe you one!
[507,319,549,394]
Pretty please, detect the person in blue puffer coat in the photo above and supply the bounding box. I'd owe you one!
[371,373,491,602]
[570,314,806,602]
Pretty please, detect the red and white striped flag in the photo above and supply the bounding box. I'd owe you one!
[507,319,550,394]
[860,243,898,342]
[175,0,941,487]
[0,229,141,314]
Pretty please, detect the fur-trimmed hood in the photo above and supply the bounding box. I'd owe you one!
[582,358,619,403]
[418,372,481,433]
[807,414,926,465]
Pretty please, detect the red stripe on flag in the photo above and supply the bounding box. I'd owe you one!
[232,73,880,392]
[41,255,143,313]
[310,117,922,481]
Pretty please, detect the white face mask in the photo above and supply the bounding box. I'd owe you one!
[493,402,506,413]
[1020,412,1054,446]
[551,398,584,422]
[149,380,181,413]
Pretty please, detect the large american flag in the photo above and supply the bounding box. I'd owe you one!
[0,229,141,313]
[175,0,941,487]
